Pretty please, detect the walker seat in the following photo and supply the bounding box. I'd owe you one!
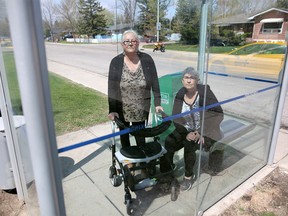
[120,141,163,158]
[116,141,167,164]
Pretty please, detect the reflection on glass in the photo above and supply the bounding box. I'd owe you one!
[41,0,287,215]
[197,2,286,213]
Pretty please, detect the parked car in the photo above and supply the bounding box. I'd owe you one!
[45,36,52,41]
[170,33,181,41]
[62,34,73,40]
[143,35,157,43]
[208,42,286,80]
[210,39,226,46]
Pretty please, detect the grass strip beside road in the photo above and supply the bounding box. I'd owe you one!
[50,73,108,135]
[3,51,108,136]
[143,43,237,53]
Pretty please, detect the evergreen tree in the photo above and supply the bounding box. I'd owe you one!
[137,0,169,37]
[175,0,200,44]
[78,0,107,37]
[276,0,288,9]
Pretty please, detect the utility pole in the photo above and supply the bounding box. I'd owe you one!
[156,0,160,42]
[115,0,119,54]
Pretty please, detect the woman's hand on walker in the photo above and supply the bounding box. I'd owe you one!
[108,112,119,121]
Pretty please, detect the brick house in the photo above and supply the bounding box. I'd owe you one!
[212,13,254,40]
[248,8,288,42]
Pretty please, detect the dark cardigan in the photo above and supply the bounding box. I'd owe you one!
[108,51,161,120]
[173,85,224,141]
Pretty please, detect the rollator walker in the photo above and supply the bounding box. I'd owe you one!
[108,111,176,215]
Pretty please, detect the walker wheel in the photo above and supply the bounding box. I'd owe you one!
[126,199,133,215]
[109,166,122,187]
[124,192,133,215]
[109,166,116,178]
[111,175,122,187]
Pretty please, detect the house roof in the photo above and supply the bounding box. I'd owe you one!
[248,8,288,20]
[212,13,253,26]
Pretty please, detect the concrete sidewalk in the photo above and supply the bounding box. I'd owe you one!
[55,121,288,216]
[47,60,288,215]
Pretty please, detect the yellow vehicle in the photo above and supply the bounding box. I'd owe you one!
[153,42,165,52]
[209,42,286,80]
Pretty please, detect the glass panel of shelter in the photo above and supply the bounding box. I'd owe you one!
[0,1,40,214]
[196,2,286,214]
[37,1,287,216]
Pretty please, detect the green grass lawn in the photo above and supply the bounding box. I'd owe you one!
[50,73,108,135]
[3,52,23,115]
[143,42,237,53]
[3,52,108,136]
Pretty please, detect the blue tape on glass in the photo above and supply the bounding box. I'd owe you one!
[208,71,278,84]
[58,83,281,153]
[58,128,130,153]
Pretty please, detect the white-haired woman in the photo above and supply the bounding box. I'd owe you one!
[108,30,163,147]
[161,67,224,191]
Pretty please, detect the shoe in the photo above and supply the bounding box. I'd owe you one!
[180,176,195,192]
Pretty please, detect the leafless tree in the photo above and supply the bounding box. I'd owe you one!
[41,0,58,41]
[55,0,80,35]
[212,0,277,18]
[118,0,137,28]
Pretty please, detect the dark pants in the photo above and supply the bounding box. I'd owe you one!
[119,120,146,148]
[160,130,224,177]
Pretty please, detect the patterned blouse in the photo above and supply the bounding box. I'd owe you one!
[120,63,147,122]
[181,93,200,132]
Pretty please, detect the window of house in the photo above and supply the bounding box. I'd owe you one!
[260,18,284,34]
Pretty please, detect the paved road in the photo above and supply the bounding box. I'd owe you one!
[45,42,288,127]
[45,42,198,77]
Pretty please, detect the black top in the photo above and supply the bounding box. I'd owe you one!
[172,85,224,141]
[108,51,161,120]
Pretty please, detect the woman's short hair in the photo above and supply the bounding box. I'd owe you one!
[122,30,139,41]
[182,67,200,81]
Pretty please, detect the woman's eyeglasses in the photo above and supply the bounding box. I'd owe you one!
[122,40,138,45]
[183,76,195,80]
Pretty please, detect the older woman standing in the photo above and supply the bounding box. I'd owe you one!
[108,30,163,148]
[160,67,224,191]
